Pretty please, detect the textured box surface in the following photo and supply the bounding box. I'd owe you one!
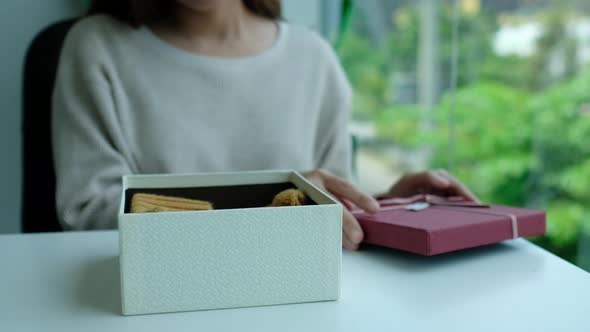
[118,171,342,315]
[353,195,546,256]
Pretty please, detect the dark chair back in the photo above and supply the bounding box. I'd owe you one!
[22,19,77,232]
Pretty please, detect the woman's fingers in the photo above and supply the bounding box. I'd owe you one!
[342,208,364,248]
[433,169,479,202]
[342,230,357,251]
[303,169,370,250]
[429,170,452,188]
[414,170,479,203]
[449,178,479,202]
[319,170,380,214]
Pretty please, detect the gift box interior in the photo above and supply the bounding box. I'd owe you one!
[123,182,318,213]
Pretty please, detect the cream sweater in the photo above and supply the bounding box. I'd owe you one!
[52,15,353,230]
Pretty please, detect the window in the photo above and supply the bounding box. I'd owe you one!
[337,0,590,270]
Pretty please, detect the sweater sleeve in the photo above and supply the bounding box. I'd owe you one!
[52,26,133,230]
[313,42,354,182]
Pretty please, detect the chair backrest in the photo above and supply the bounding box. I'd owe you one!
[21,19,77,233]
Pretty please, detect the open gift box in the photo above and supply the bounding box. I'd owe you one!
[118,171,342,316]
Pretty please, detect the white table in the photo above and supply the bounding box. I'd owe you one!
[1,231,588,332]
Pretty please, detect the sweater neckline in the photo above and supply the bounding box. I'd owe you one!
[136,21,287,66]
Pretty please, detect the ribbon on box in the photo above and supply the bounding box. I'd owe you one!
[356,194,521,239]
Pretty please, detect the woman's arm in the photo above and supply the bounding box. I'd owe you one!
[313,41,354,182]
[309,40,377,250]
[52,26,135,230]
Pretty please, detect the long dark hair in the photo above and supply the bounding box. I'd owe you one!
[88,0,282,27]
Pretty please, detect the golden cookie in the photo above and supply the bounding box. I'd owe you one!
[130,193,213,213]
[271,189,308,207]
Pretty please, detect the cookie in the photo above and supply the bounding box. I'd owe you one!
[270,189,309,207]
[130,193,213,213]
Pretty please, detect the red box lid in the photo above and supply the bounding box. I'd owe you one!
[353,195,546,256]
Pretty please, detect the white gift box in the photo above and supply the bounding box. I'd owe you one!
[118,170,342,316]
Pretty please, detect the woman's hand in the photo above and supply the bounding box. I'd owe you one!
[304,169,379,251]
[302,169,477,251]
[387,169,479,202]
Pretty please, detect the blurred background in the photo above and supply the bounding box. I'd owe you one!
[1,0,589,271]
[339,0,590,271]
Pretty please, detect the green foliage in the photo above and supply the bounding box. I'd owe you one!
[549,160,590,201]
[531,70,590,181]
[337,2,590,265]
[337,30,389,118]
[527,71,590,259]
[429,83,535,205]
[386,4,496,87]
[430,75,590,259]
[545,201,585,248]
[478,55,533,89]
[374,105,428,146]
[419,76,589,261]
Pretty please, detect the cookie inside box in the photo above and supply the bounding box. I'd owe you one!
[124,182,318,213]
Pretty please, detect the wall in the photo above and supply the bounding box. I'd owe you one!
[0,1,325,234]
[0,0,87,234]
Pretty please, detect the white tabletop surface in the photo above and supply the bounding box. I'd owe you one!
[1,231,588,332]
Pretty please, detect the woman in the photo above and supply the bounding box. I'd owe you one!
[52,0,476,250]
